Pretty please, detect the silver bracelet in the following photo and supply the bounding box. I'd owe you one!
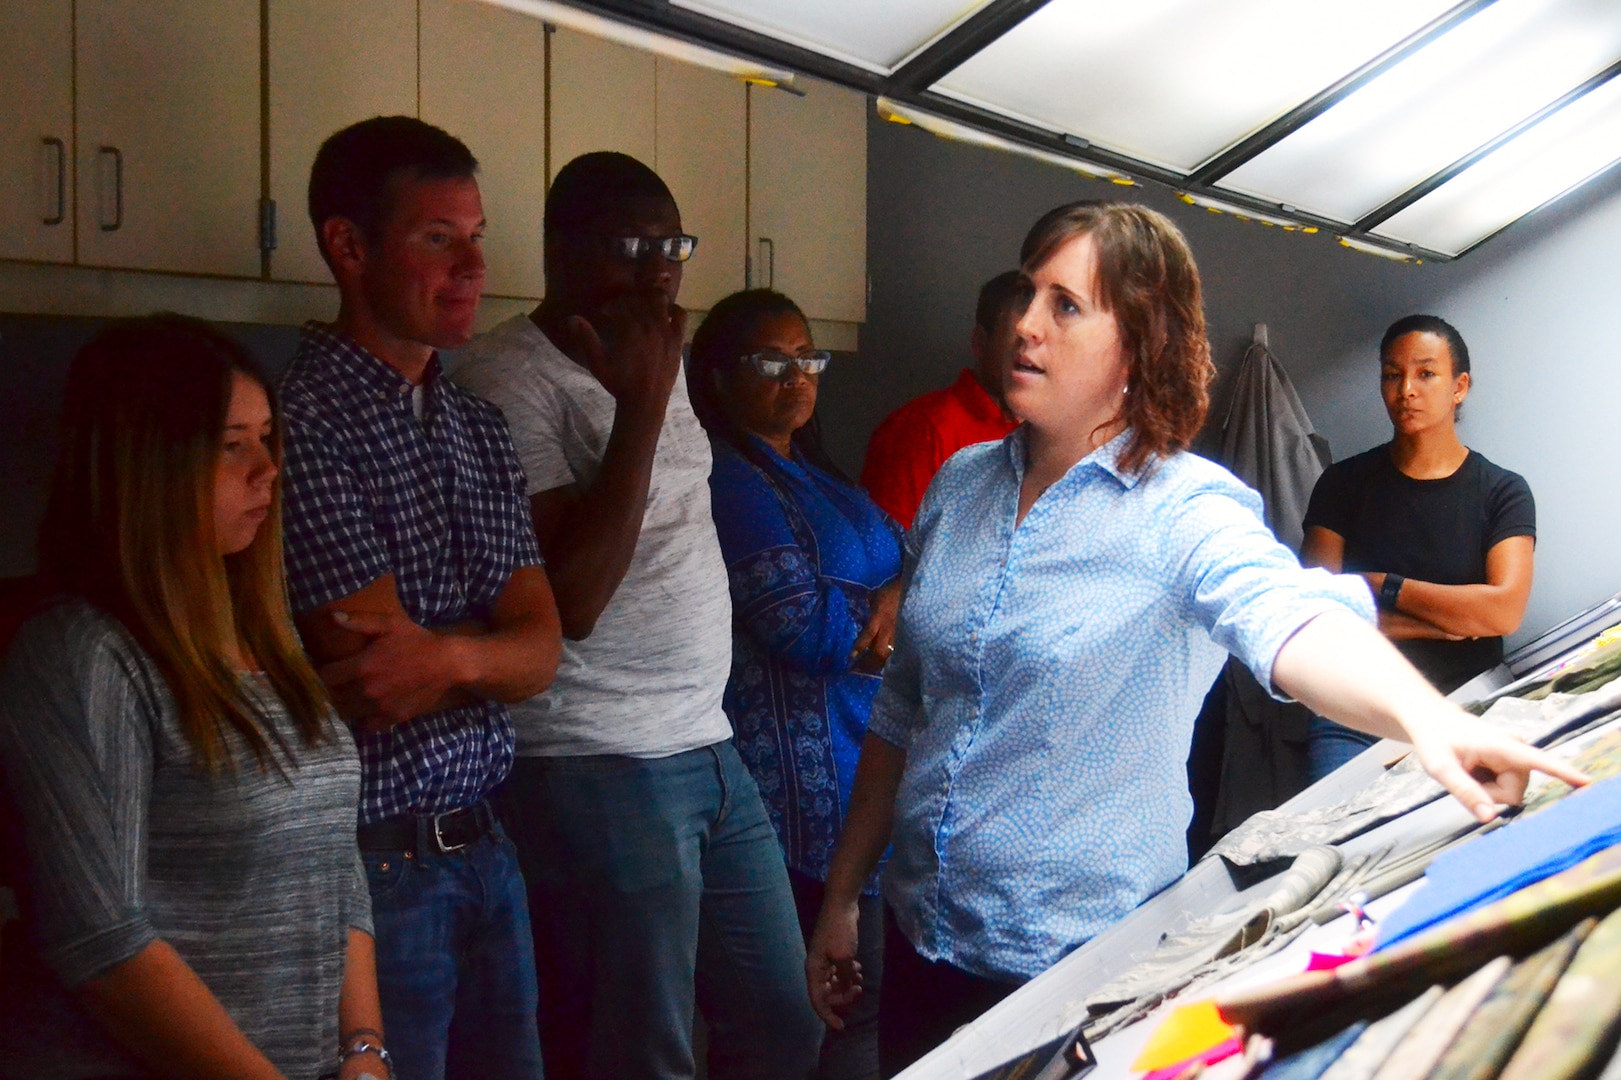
[339,1037,392,1077]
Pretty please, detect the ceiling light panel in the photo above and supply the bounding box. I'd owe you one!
[930,0,1460,173]
[670,0,992,74]
[1221,0,1621,223]
[1371,72,1621,255]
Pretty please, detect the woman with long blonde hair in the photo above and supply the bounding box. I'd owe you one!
[0,316,387,1080]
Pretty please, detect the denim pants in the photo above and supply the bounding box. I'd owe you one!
[1305,715,1380,783]
[363,821,544,1080]
[495,741,824,1080]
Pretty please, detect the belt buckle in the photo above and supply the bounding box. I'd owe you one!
[432,810,468,854]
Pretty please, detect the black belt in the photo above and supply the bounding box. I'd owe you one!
[356,800,497,857]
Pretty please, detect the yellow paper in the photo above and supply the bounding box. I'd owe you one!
[1130,1000,1238,1073]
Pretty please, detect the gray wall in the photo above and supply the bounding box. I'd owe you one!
[826,106,1621,645]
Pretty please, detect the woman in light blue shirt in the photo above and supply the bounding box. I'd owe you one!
[804,201,1587,1075]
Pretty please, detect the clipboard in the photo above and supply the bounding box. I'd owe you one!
[968,1022,1097,1080]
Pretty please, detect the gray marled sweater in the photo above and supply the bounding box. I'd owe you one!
[0,601,370,1080]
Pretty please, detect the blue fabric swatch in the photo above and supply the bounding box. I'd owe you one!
[1256,1021,1368,1080]
[1376,775,1621,949]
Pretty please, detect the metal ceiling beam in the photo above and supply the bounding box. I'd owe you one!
[563,0,888,93]
[886,0,1056,92]
[1186,0,1500,186]
[1351,56,1621,234]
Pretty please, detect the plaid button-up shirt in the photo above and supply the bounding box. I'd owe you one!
[280,323,542,825]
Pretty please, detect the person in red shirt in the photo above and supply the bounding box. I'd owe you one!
[861,271,1023,529]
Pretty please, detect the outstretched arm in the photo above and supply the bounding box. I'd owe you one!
[1272,609,1588,821]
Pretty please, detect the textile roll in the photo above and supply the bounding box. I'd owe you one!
[1363,957,1509,1080]
[1214,843,1621,1034]
[1496,904,1621,1080]
[1425,920,1593,1080]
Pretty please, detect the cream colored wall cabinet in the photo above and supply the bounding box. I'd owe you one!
[748,77,867,324]
[75,0,261,277]
[654,59,746,313]
[549,27,656,184]
[421,0,550,299]
[268,0,417,284]
[0,0,74,265]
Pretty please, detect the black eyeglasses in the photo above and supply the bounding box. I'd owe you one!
[607,234,699,263]
[740,350,832,379]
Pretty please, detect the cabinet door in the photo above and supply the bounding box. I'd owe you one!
[268,0,417,284]
[0,0,73,264]
[655,59,746,313]
[748,78,868,324]
[421,0,549,299]
[76,0,261,277]
[549,27,656,183]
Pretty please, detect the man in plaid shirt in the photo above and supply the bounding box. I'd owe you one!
[279,116,561,1080]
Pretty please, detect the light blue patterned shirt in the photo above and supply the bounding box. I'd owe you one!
[868,428,1375,981]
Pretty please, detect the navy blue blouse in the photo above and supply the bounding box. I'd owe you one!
[708,437,904,888]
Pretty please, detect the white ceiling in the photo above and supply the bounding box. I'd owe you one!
[665,0,1621,258]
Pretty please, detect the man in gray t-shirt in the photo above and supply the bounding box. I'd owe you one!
[453,152,821,1079]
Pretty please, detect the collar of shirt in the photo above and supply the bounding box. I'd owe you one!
[949,368,1013,427]
[299,321,443,409]
[1002,424,1147,492]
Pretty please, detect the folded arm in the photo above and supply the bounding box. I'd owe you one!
[297,567,561,731]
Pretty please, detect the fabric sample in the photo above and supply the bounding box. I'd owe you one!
[1497,904,1621,1080]
[1375,775,1621,948]
[1216,843,1621,1034]
[1256,1022,1368,1080]
[1365,956,1510,1080]
[869,427,1375,982]
[1316,987,1445,1080]
[1426,920,1593,1080]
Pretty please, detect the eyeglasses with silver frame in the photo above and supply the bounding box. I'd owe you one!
[739,350,832,379]
[608,234,699,263]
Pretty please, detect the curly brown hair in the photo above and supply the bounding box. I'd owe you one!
[1020,201,1214,475]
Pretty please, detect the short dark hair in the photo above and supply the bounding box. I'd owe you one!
[1380,314,1471,377]
[307,116,478,264]
[545,152,674,242]
[975,270,1026,334]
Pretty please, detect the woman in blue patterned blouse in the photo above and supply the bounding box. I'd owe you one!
[803,201,1589,1075]
[690,290,904,1080]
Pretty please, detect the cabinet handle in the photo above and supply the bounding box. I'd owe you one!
[43,137,66,226]
[756,237,774,289]
[99,146,123,232]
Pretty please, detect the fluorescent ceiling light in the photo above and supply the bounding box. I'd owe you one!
[1176,192,1318,233]
[467,0,798,88]
[876,97,1133,183]
[1220,0,1621,223]
[1337,235,1421,262]
[672,0,993,74]
[931,0,1460,173]
[1371,71,1621,255]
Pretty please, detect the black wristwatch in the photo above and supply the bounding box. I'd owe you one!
[1378,573,1406,612]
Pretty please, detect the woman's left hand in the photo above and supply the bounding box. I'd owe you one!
[1405,707,1591,822]
[851,581,903,674]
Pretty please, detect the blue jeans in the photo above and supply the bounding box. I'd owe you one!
[364,822,544,1080]
[1305,715,1380,784]
[495,742,823,1080]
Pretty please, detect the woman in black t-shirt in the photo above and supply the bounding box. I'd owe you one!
[1301,315,1535,780]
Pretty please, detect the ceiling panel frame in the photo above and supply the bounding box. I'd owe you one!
[1349,56,1621,235]
[887,0,1055,92]
[552,0,1461,260]
[1185,0,1501,186]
